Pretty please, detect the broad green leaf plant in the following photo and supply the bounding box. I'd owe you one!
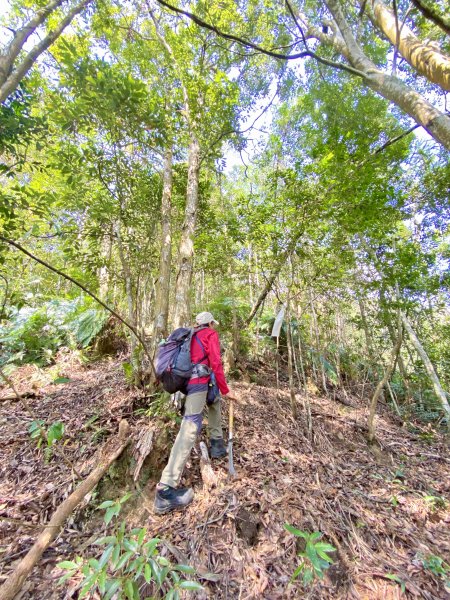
[57,494,204,599]
[284,524,336,587]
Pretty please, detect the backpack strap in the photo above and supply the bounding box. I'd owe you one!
[193,334,208,364]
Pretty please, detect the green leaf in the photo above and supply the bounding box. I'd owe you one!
[303,567,314,586]
[284,523,306,537]
[143,538,160,555]
[111,543,121,568]
[290,563,304,582]
[94,535,118,545]
[57,560,78,570]
[178,581,204,591]
[97,500,115,509]
[124,578,135,599]
[98,569,107,594]
[144,562,152,583]
[137,527,146,545]
[306,543,321,570]
[104,505,120,524]
[98,545,114,568]
[58,570,75,585]
[115,550,134,571]
[53,377,71,384]
[386,574,406,593]
[104,579,121,600]
[315,542,336,553]
[174,564,195,574]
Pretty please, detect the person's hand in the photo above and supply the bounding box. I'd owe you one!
[222,393,238,403]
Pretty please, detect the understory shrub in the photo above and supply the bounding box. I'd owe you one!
[0,296,109,365]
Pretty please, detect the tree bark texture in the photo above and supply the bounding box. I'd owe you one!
[0,421,131,600]
[401,313,450,424]
[173,135,200,329]
[153,146,173,344]
[0,0,92,104]
[323,0,450,150]
[370,0,450,90]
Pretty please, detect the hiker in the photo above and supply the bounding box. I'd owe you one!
[154,311,233,514]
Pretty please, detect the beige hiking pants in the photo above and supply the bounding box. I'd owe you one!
[160,391,223,488]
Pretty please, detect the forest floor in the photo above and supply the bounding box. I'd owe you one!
[0,351,449,600]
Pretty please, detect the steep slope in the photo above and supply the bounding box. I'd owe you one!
[1,355,449,599]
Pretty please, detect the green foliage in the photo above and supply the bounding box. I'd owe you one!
[58,497,204,599]
[284,525,336,587]
[0,297,108,364]
[419,553,450,586]
[28,419,64,462]
[385,573,406,593]
[423,494,448,512]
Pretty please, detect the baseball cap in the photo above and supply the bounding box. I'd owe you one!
[195,311,219,326]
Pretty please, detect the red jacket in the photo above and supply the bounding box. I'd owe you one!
[190,327,229,395]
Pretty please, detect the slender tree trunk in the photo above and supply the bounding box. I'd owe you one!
[0,0,92,104]
[401,313,450,425]
[368,326,403,442]
[310,290,327,394]
[386,318,413,401]
[98,230,112,300]
[152,147,173,346]
[173,135,200,328]
[286,302,298,419]
[358,297,375,363]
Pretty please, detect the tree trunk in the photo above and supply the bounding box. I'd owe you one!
[98,229,112,300]
[322,0,450,150]
[358,297,375,363]
[386,318,413,401]
[172,135,200,329]
[401,313,450,425]
[370,0,450,91]
[153,146,173,346]
[286,302,298,419]
[368,327,403,442]
[310,290,327,394]
[0,0,92,104]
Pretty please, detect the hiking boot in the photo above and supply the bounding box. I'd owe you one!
[154,484,194,515]
[210,437,227,459]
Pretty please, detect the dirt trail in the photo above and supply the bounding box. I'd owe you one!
[1,355,449,599]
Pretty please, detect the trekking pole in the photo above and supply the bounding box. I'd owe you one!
[228,398,236,477]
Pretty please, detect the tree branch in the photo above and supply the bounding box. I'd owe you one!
[156,0,367,78]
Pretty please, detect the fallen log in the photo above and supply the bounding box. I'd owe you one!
[0,420,131,600]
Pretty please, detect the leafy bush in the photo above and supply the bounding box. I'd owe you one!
[0,296,109,364]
